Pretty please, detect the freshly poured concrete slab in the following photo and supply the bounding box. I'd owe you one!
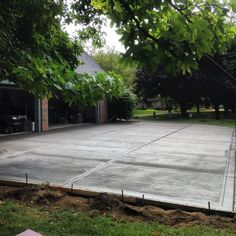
[0,152,104,185]
[68,162,223,202]
[0,121,235,212]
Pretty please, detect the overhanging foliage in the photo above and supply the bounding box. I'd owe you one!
[0,0,124,107]
[73,0,236,74]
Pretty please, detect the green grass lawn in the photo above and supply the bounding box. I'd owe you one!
[0,200,235,236]
[133,108,174,117]
[133,109,236,128]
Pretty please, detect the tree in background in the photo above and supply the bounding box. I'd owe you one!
[92,49,137,88]
[92,49,137,120]
[196,48,236,119]
[135,44,236,119]
[95,55,137,120]
[135,70,201,116]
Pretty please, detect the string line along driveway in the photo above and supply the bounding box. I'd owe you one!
[0,121,235,212]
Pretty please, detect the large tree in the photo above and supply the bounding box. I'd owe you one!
[72,0,236,74]
[0,0,81,93]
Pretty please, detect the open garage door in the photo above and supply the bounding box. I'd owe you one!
[48,97,96,128]
[0,85,34,134]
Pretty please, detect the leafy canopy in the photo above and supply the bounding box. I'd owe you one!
[74,0,236,74]
[0,0,82,94]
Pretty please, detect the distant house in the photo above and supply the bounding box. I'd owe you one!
[136,97,165,110]
[0,52,108,133]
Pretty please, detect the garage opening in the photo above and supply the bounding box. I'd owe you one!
[48,96,96,129]
[0,85,34,134]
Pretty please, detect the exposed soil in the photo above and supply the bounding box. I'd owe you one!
[0,185,236,228]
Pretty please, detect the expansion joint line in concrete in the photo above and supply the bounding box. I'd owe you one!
[62,124,192,186]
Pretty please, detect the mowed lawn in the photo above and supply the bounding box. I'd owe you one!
[133,108,236,128]
[0,200,235,236]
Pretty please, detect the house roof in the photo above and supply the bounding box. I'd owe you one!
[75,52,103,76]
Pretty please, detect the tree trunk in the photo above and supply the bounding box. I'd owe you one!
[224,105,229,117]
[180,103,187,117]
[214,103,220,120]
[196,102,200,113]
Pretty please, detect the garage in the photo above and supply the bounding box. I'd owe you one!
[0,81,35,134]
[48,96,97,127]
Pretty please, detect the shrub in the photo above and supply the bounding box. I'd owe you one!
[108,89,137,121]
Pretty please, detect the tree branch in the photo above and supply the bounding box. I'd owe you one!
[119,0,175,53]
[119,0,159,44]
[206,55,236,84]
[118,0,236,83]
[166,0,193,23]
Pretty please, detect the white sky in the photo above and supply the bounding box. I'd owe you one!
[64,0,125,53]
[65,21,125,53]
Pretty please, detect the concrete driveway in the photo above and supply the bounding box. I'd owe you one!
[0,121,235,212]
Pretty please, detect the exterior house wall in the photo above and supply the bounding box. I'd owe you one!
[41,98,49,131]
[98,98,107,124]
[40,97,107,131]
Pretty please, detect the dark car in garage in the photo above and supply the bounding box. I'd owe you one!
[0,115,26,134]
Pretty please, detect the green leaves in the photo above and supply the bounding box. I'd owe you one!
[70,0,106,48]
[93,50,138,88]
[85,0,236,75]
[230,0,236,12]
[61,71,125,107]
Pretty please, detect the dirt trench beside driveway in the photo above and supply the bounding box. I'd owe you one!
[0,185,236,229]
